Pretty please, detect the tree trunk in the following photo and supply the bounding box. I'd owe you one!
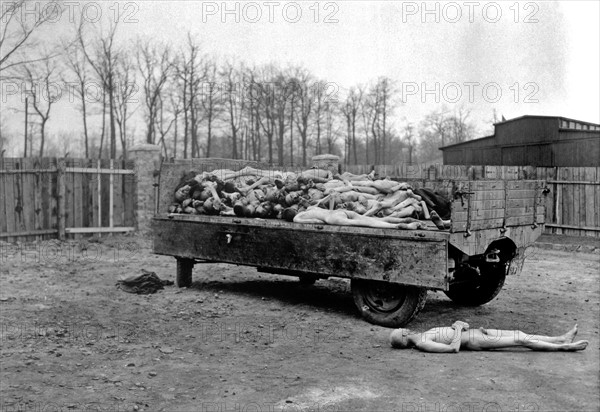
[108,84,116,159]
[206,111,213,158]
[39,120,46,157]
[173,113,178,159]
[277,114,284,166]
[352,113,357,165]
[99,92,106,159]
[81,82,89,158]
[289,100,294,166]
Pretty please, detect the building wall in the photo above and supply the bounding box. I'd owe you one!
[495,117,559,146]
[442,117,600,167]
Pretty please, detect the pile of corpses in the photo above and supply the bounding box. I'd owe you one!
[170,167,452,230]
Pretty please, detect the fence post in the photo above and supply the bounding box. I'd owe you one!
[57,158,66,240]
[130,144,161,232]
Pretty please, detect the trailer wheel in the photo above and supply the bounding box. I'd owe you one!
[176,258,194,288]
[351,279,428,327]
[444,263,506,306]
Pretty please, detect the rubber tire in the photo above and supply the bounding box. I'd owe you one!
[351,279,428,327]
[444,264,507,306]
[176,258,194,288]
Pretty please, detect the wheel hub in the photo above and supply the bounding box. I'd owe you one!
[363,283,406,312]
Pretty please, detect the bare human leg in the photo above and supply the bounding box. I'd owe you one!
[480,324,578,344]
[466,328,587,351]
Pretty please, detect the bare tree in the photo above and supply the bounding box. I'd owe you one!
[62,40,93,157]
[22,56,60,157]
[201,59,221,157]
[0,0,60,77]
[137,39,173,145]
[245,67,263,161]
[340,86,362,165]
[175,33,204,158]
[221,61,245,159]
[448,106,474,144]
[155,93,176,158]
[292,68,314,166]
[253,65,277,163]
[78,20,120,158]
[359,78,397,164]
[312,80,327,156]
[403,122,415,163]
[114,54,137,159]
[417,108,452,162]
[167,87,184,158]
[323,99,339,155]
[272,71,295,165]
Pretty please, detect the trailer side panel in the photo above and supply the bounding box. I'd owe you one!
[153,217,449,290]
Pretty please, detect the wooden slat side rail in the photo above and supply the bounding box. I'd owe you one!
[0,169,57,174]
[545,224,600,232]
[65,227,135,233]
[0,229,58,238]
[546,180,600,185]
[65,167,135,175]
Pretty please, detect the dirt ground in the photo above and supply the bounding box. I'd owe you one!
[1,235,598,412]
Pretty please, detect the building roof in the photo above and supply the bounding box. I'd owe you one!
[439,135,495,150]
[439,115,600,150]
[492,114,600,127]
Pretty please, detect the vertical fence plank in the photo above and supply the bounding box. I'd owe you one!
[595,167,600,238]
[124,160,136,227]
[559,168,570,235]
[572,168,581,236]
[52,158,60,234]
[32,158,42,239]
[14,159,26,235]
[109,159,114,230]
[113,160,124,227]
[81,159,90,228]
[40,159,50,235]
[583,167,596,237]
[73,160,83,239]
[5,161,16,240]
[57,159,66,240]
[96,159,102,228]
[0,159,7,235]
[65,159,74,235]
[101,159,110,227]
[20,158,33,241]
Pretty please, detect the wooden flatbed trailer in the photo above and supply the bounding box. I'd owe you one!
[152,160,546,327]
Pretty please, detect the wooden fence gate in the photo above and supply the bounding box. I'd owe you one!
[0,158,136,242]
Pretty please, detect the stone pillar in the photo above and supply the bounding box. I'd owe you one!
[130,144,161,232]
[312,154,340,173]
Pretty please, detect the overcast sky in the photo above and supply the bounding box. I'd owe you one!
[1,0,599,153]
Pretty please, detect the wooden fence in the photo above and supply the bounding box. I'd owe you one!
[2,158,597,240]
[346,164,600,238]
[0,158,136,242]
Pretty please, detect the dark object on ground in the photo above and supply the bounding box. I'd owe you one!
[116,269,174,294]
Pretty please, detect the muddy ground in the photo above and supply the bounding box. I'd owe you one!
[0,235,598,412]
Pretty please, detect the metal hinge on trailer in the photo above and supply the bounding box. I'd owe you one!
[530,182,538,229]
[500,180,508,234]
[531,181,546,229]
[453,181,474,237]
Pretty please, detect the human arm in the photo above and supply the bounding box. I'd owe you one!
[414,340,459,353]
[449,321,470,353]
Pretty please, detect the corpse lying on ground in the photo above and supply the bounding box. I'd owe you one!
[390,321,588,353]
